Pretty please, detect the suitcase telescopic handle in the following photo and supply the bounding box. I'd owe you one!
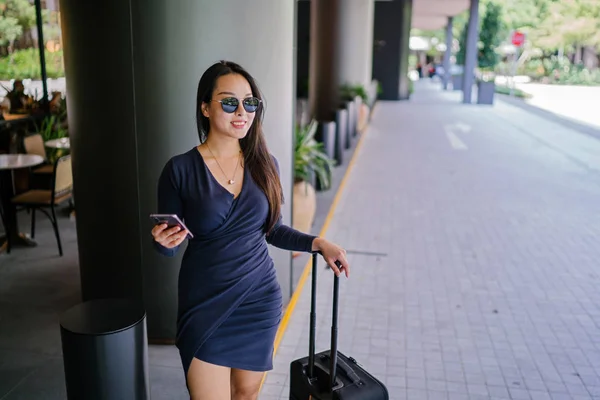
[307,252,342,392]
[308,253,318,378]
[330,270,340,391]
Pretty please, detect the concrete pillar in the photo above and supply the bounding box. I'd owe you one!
[309,0,375,120]
[297,1,311,98]
[397,0,413,100]
[59,0,296,341]
[372,0,413,100]
[443,17,453,90]
[462,0,480,103]
[338,0,374,88]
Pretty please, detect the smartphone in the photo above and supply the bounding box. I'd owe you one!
[150,214,194,239]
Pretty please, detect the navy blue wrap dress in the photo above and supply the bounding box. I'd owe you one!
[154,147,316,376]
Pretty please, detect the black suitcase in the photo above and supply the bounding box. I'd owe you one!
[289,254,389,399]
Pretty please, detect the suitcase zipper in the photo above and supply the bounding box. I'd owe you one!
[349,357,360,366]
[348,356,389,398]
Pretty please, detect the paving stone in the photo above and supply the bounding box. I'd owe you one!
[264,81,600,400]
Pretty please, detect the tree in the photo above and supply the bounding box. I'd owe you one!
[1,0,36,49]
[534,0,600,52]
[456,22,468,66]
[2,0,35,32]
[479,2,503,69]
[0,16,22,53]
[409,0,600,71]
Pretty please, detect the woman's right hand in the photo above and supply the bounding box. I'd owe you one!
[151,224,188,248]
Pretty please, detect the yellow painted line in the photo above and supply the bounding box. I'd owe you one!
[260,103,376,391]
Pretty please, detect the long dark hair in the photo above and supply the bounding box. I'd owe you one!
[196,60,282,233]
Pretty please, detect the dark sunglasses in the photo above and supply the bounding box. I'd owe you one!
[212,97,262,114]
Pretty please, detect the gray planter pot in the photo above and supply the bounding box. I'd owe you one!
[338,101,353,150]
[334,108,347,165]
[451,74,463,91]
[316,121,336,162]
[295,98,310,128]
[315,121,336,192]
[477,80,495,105]
[352,97,362,137]
[345,100,356,144]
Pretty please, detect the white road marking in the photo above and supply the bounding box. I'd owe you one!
[454,121,472,133]
[444,125,469,150]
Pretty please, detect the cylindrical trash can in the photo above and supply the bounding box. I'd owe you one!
[60,298,150,400]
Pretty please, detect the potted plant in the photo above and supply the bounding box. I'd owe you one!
[476,69,496,105]
[340,83,368,103]
[292,119,335,237]
[36,115,69,163]
[340,83,370,134]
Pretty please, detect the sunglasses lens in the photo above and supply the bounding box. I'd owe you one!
[243,97,260,113]
[220,97,238,113]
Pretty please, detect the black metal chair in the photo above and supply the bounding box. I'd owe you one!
[11,155,72,256]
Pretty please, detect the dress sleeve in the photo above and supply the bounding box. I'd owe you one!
[153,159,184,257]
[265,155,317,252]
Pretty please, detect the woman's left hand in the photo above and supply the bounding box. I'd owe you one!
[313,237,350,278]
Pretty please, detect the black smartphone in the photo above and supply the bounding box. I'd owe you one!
[150,214,194,239]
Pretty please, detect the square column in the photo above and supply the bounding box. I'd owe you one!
[372,0,413,101]
[462,0,480,103]
[59,0,297,340]
[309,0,375,120]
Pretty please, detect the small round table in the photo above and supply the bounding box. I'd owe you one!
[0,154,44,253]
[45,137,70,150]
[1,113,29,122]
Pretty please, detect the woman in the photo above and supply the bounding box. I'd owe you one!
[151,60,350,400]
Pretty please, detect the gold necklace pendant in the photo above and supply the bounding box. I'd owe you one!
[205,144,242,186]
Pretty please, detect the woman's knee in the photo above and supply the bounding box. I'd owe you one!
[231,384,260,400]
[230,369,263,400]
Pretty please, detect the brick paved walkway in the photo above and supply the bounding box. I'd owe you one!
[261,81,600,400]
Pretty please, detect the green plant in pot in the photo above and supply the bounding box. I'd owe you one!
[340,83,368,103]
[36,115,68,163]
[292,119,334,238]
[340,83,371,133]
[294,119,333,188]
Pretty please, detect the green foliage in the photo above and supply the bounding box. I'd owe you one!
[35,114,68,163]
[0,48,64,79]
[0,0,63,81]
[542,57,600,85]
[36,114,66,141]
[418,0,600,80]
[411,28,446,45]
[340,83,368,103]
[500,0,546,32]
[553,66,600,85]
[294,120,335,190]
[534,0,600,51]
[2,0,36,32]
[494,84,533,98]
[478,2,503,70]
[512,55,600,85]
[0,15,21,46]
[456,23,468,66]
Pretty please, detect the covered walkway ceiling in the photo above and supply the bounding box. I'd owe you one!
[411,0,470,30]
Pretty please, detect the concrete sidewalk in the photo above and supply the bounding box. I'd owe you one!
[262,80,600,400]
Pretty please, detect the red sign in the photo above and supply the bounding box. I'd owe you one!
[512,31,525,47]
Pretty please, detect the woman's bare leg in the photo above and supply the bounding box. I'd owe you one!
[187,358,231,400]
[230,368,265,400]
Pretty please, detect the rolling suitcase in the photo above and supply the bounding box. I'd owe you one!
[289,254,389,399]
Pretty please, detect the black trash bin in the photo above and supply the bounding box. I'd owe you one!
[60,298,150,400]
